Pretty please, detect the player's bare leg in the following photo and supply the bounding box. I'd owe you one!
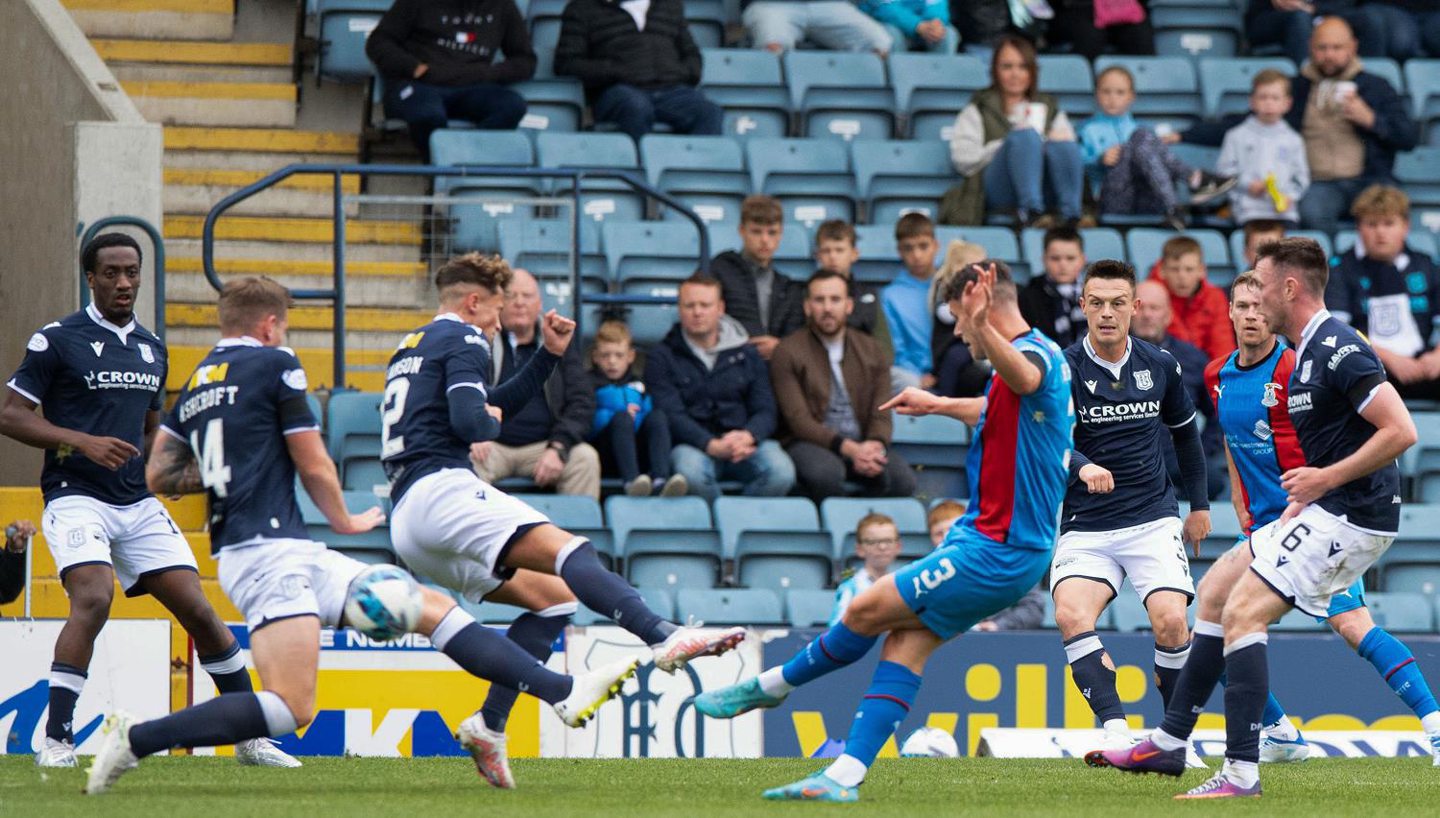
[41,564,114,767]
[503,523,743,671]
[1054,578,1131,746]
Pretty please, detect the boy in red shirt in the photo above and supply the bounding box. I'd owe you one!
[1156,236,1235,360]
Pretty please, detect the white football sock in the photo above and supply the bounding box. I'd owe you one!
[1222,759,1259,788]
[1422,711,1440,736]
[758,667,794,697]
[1102,718,1129,735]
[1150,728,1187,751]
[824,754,868,787]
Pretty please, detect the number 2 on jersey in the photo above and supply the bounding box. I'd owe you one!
[190,418,232,498]
[381,377,409,458]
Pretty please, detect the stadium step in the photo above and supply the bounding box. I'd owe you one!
[168,303,433,335]
[164,127,358,172]
[98,39,293,83]
[62,0,235,41]
[167,267,430,309]
[162,168,362,217]
[168,344,395,392]
[165,215,422,246]
[123,80,297,127]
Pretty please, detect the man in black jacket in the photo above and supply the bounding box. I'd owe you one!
[709,195,805,360]
[554,0,723,140]
[366,0,534,158]
[472,269,601,499]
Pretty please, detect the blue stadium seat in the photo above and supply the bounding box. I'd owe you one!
[431,130,542,252]
[745,138,857,226]
[315,0,390,83]
[1395,148,1440,209]
[526,0,568,22]
[510,494,616,568]
[684,0,727,47]
[530,17,562,79]
[299,489,393,554]
[1094,57,1201,124]
[536,132,645,223]
[1111,586,1151,631]
[850,140,954,226]
[512,78,586,133]
[641,134,750,224]
[1271,606,1328,631]
[1151,7,1242,60]
[784,51,896,142]
[818,497,931,565]
[675,588,786,625]
[852,224,902,283]
[1365,592,1435,632]
[786,588,838,627]
[1037,55,1095,117]
[1021,227,1127,270]
[343,458,387,494]
[1366,57,1405,94]
[1197,57,1295,119]
[496,218,606,326]
[890,413,968,501]
[1402,414,1440,501]
[1405,59,1440,124]
[1125,228,1231,281]
[606,496,722,589]
[603,220,707,287]
[327,391,381,478]
[935,226,1024,278]
[1228,229,1331,274]
[700,48,789,139]
[887,53,989,140]
[1379,564,1440,595]
[714,497,833,592]
[575,587,675,625]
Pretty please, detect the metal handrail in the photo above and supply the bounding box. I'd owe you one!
[201,163,710,388]
[79,216,167,344]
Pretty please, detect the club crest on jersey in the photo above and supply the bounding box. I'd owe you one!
[90,341,105,357]
[1261,382,1280,407]
[1133,369,1153,391]
[26,332,48,352]
[1299,359,1313,383]
[138,343,155,364]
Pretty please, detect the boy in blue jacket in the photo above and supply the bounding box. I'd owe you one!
[588,321,687,497]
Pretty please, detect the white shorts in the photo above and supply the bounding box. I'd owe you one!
[1050,516,1195,602]
[42,495,197,596]
[390,468,549,602]
[1249,504,1394,618]
[217,538,369,631]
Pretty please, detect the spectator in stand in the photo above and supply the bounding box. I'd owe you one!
[929,241,994,398]
[813,220,894,361]
[830,513,901,624]
[472,269,601,499]
[883,213,941,391]
[1134,279,1228,500]
[1340,0,1440,61]
[646,274,797,500]
[859,0,961,53]
[710,195,805,361]
[366,0,533,159]
[587,321,687,497]
[927,499,966,546]
[1327,184,1440,400]
[772,271,918,501]
[1290,17,1418,234]
[943,35,1084,228]
[1079,66,1235,232]
[554,0,722,140]
[1019,226,1088,350]
[1154,236,1236,361]
[1241,219,1287,269]
[1217,70,1309,228]
[1,520,35,605]
[1049,0,1155,61]
[949,0,1046,60]
[741,0,893,54]
[1243,0,1373,67]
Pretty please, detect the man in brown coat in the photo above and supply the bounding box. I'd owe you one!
[770,270,918,501]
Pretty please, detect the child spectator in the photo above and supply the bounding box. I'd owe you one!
[588,321,688,497]
[813,219,894,360]
[1078,66,1235,232]
[1018,225,1088,349]
[831,513,901,624]
[1240,219,1287,270]
[1156,236,1236,360]
[859,0,961,54]
[1217,69,1309,226]
[709,195,805,360]
[927,499,965,547]
[929,240,993,397]
[882,212,940,390]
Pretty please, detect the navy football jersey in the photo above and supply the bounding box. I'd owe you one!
[1288,310,1402,532]
[6,305,167,505]
[1063,336,1199,533]
[161,338,319,551]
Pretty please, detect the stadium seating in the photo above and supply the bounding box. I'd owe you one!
[935,226,1026,279]
[1402,412,1440,501]
[887,53,989,140]
[703,218,815,279]
[850,140,955,226]
[298,488,393,557]
[1036,55,1096,117]
[700,48,790,139]
[890,413,968,500]
[684,0,728,48]
[745,138,858,226]
[327,391,382,491]
[1198,57,1295,119]
[510,494,617,568]
[1125,228,1231,281]
[675,588,787,625]
[786,588,838,627]
[641,134,750,224]
[1152,6,1242,61]
[1271,607,1328,631]
[1110,586,1151,631]
[714,497,833,592]
[1365,592,1436,633]
[1405,59,1440,126]
[784,51,895,142]
[536,132,646,223]
[606,496,722,589]
[1394,147,1440,209]
[511,79,586,134]
[818,496,931,566]
[432,130,542,251]
[315,0,389,83]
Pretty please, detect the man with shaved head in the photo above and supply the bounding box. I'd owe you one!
[1287,17,1417,234]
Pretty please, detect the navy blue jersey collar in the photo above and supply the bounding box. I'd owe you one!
[85,303,136,344]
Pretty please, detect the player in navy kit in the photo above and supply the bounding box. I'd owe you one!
[692,261,1075,802]
[1091,237,1418,798]
[382,253,744,789]
[0,234,295,769]
[85,277,639,795]
[1091,263,1440,787]
[1052,260,1212,756]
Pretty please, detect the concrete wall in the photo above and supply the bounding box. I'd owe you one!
[0,0,163,486]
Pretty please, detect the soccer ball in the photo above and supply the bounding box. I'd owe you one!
[343,565,423,641]
[899,726,960,758]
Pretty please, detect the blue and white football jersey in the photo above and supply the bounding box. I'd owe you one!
[6,305,166,505]
[161,338,319,551]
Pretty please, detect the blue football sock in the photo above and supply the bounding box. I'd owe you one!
[1358,627,1440,719]
[1261,690,1288,726]
[780,621,877,687]
[841,661,923,768]
[480,607,573,732]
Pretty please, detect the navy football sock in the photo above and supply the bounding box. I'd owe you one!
[1154,640,1191,712]
[480,605,574,732]
[199,642,254,695]
[1064,632,1125,723]
[129,693,275,758]
[431,608,572,704]
[46,662,86,742]
[557,540,673,645]
[1159,622,1225,742]
[1222,635,1269,765]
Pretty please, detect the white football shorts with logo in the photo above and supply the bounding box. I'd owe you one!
[42,495,197,596]
[1249,504,1394,618]
[390,467,549,602]
[1050,516,1195,601]
[217,538,369,631]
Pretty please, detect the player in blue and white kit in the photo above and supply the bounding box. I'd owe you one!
[381,254,745,788]
[1052,260,1211,756]
[0,234,295,769]
[85,277,639,795]
[693,261,1074,802]
[1091,237,1418,799]
[1091,265,1440,785]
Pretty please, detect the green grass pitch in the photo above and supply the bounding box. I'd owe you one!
[2,756,1438,817]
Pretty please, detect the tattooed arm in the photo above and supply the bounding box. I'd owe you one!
[146,429,204,496]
